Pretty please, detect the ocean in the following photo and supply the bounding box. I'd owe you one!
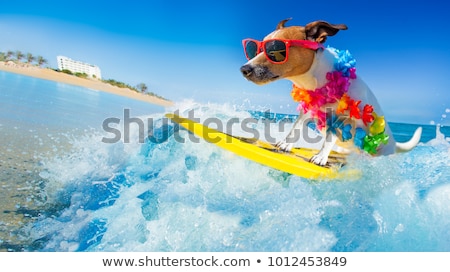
[1,71,449,252]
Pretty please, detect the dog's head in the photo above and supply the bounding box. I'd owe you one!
[240,19,347,85]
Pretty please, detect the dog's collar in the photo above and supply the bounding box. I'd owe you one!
[291,47,389,154]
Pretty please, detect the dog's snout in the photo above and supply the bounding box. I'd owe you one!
[240,64,253,78]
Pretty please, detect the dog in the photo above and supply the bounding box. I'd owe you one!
[240,18,422,166]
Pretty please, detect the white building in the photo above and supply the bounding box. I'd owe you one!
[56,56,102,79]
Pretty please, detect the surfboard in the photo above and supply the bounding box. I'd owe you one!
[165,113,360,180]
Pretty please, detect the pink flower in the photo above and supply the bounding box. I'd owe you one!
[349,68,357,79]
[313,110,327,130]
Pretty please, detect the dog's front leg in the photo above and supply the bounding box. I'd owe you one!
[310,130,337,166]
[276,113,310,152]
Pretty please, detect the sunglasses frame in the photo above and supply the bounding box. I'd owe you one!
[242,38,324,64]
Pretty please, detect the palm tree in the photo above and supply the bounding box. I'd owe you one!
[36,56,47,67]
[136,83,148,93]
[26,53,35,64]
[0,52,6,61]
[15,50,24,62]
[6,51,14,61]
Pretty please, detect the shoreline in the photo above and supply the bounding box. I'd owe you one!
[0,61,173,107]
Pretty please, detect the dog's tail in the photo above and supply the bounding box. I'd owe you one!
[395,127,422,152]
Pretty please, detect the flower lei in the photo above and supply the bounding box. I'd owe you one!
[290,48,389,155]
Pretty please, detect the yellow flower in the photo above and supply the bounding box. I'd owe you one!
[336,93,350,114]
[369,113,386,135]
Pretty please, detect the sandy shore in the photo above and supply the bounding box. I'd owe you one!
[0,61,173,107]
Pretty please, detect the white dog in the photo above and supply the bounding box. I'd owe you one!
[240,19,422,165]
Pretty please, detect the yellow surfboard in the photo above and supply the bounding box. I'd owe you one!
[166,113,360,180]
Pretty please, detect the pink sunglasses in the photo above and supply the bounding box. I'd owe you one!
[242,38,324,64]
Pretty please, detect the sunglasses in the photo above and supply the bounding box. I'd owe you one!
[242,38,324,64]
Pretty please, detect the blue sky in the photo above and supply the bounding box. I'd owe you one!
[1,0,449,125]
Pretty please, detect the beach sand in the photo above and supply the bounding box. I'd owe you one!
[0,61,173,107]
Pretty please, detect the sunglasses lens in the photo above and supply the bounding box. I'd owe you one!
[244,40,258,59]
[264,40,287,62]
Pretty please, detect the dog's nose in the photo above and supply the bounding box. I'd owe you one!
[240,64,253,78]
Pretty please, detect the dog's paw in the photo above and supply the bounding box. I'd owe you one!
[275,140,294,152]
[310,154,329,166]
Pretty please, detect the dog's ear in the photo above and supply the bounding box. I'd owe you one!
[276,18,293,30]
[305,21,348,43]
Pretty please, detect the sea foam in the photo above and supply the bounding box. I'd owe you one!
[29,101,450,252]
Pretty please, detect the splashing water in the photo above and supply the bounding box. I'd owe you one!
[28,101,450,252]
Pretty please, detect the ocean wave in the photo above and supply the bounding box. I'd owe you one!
[28,100,450,252]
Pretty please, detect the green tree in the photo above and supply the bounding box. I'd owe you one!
[26,53,35,64]
[61,69,73,75]
[136,83,148,93]
[0,52,6,61]
[36,56,48,67]
[75,72,88,78]
[103,79,130,89]
[15,50,24,62]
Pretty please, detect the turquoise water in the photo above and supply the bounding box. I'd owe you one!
[0,71,162,130]
[1,71,450,252]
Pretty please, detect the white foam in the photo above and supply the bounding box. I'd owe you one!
[31,101,450,252]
